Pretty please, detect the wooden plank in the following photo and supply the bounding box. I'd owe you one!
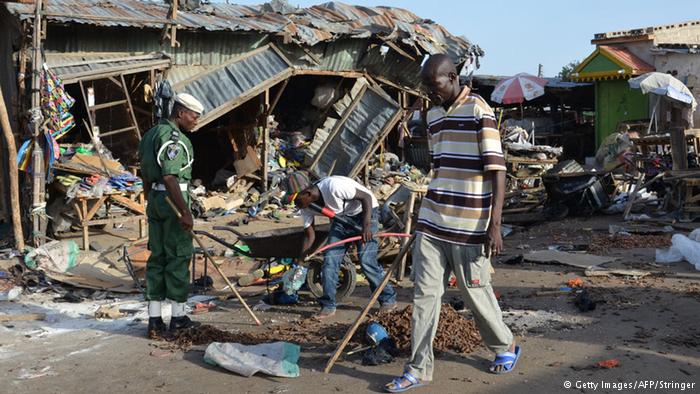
[170,0,178,48]
[89,99,127,111]
[82,198,89,249]
[262,89,270,192]
[109,194,146,215]
[78,79,94,130]
[121,74,142,140]
[85,215,147,226]
[397,192,416,281]
[670,127,688,171]
[84,196,108,221]
[0,313,46,322]
[269,78,289,114]
[139,192,147,239]
[99,126,138,138]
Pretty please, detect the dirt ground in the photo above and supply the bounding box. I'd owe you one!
[1,213,699,394]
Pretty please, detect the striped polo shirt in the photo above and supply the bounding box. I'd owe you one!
[415,87,506,245]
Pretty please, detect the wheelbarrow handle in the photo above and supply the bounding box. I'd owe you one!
[212,225,247,238]
[193,230,241,252]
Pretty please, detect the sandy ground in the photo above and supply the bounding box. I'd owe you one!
[1,213,699,394]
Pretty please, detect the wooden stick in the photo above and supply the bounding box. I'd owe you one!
[324,235,415,374]
[624,172,664,219]
[0,313,46,322]
[0,81,24,250]
[164,196,261,325]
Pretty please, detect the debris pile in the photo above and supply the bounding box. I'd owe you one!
[369,304,481,354]
[157,319,351,350]
[154,304,482,355]
[589,234,671,254]
[366,153,429,201]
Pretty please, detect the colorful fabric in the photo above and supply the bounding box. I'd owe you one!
[415,87,506,245]
[41,65,75,140]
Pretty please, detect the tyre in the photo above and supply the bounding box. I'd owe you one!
[305,256,357,302]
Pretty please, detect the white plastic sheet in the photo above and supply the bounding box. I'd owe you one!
[655,229,700,270]
[204,342,300,378]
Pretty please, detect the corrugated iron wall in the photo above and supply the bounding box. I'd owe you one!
[44,25,268,66]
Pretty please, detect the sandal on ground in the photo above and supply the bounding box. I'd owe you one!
[489,345,521,374]
[313,308,336,319]
[385,371,428,393]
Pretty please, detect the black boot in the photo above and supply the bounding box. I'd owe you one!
[169,315,201,331]
[147,317,167,338]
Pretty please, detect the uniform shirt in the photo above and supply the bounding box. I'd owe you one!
[138,119,194,185]
[302,176,379,228]
[415,87,506,245]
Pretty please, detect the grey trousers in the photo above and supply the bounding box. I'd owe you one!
[405,233,513,381]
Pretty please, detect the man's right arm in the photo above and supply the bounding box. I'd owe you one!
[301,221,315,259]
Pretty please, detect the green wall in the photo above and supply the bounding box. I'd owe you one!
[595,79,649,146]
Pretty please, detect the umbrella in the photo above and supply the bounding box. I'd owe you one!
[628,72,697,128]
[491,73,548,104]
[628,72,696,108]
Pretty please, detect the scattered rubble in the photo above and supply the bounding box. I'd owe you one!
[589,234,671,254]
[370,304,482,354]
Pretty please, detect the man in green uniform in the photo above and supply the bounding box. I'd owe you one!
[138,93,204,337]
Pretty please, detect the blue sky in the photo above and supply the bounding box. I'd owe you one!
[215,0,699,77]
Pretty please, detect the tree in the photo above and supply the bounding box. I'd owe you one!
[558,60,581,81]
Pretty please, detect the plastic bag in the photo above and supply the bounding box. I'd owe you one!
[204,342,300,378]
[24,240,79,273]
[656,233,700,270]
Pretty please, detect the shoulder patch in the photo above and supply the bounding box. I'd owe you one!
[166,143,181,160]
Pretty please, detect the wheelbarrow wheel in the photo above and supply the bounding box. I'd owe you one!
[306,256,356,302]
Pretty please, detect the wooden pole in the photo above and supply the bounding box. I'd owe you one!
[164,196,262,326]
[31,0,45,246]
[670,127,688,171]
[396,192,416,280]
[170,0,178,48]
[261,90,270,192]
[324,235,415,374]
[0,84,24,250]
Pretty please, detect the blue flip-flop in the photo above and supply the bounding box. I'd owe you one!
[385,371,427,393]
[490,345,521,374]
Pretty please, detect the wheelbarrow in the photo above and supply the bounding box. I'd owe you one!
[195,224,358,302]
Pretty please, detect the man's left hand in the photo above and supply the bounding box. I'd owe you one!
[486,224,503,257]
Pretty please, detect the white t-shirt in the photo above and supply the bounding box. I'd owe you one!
[302,176,379,228]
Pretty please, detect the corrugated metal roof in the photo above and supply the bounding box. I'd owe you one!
[175,45,292,130]
[3,0,476,61]
[45,52,170,83]
[312,84,400,178]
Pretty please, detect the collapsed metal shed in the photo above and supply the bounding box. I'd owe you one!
[0,0,482,245]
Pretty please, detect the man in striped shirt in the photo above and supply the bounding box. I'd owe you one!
[386,55,520,392]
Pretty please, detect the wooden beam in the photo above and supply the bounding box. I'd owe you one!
[120,74,142,140]
[268,78,289,114]
[262,89,270,192]
[109,194,146,215]
[170,0,179,48]
[0,81,23,249]
[670,127,688,171]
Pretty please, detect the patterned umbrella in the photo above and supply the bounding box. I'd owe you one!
[491,73,548,104]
